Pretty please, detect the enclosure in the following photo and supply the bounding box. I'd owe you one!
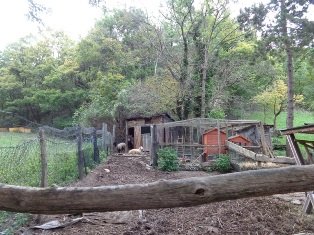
[153,118,273,164]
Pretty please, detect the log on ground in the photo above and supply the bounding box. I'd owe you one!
[1,165,314,214]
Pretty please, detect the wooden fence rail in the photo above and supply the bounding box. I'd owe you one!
[226,141,295,164]
[1,165,314,214]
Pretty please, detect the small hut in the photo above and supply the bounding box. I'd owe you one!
[228,135,250,147]
[125,113,174,151]
[203,128,227,157]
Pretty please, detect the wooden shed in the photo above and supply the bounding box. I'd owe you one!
[203,128,227,157]
[125,113,174,151]
[228,135,250,147]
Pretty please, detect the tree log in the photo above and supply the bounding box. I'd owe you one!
[2,165,314,215]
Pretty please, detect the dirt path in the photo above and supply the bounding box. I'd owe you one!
[22,155,314,235]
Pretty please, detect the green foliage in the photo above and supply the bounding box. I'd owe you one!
[208,109,226,119]
[157,147,179,171]
[214,155,232,173]
[0,1,313,128]
[0,212,30,235]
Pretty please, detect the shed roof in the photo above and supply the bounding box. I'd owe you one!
[157,118,261,128]
[203,128,226,135]
[126,112,174,122]
[280,124,314,135]
[228,135,250,142]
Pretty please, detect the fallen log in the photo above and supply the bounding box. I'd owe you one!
[1,165,314,215]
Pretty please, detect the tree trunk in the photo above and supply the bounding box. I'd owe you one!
[280,0,294,156]
[201,48,208,118]
[1,165,314,214]
[280,0,294,129]
[285,43,294,129]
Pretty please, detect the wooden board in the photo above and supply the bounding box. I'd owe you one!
[226,141,295,164]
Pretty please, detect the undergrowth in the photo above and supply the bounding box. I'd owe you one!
[157,147,179,171]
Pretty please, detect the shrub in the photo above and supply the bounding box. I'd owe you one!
[157,147,179,171]
[214,154,232,173]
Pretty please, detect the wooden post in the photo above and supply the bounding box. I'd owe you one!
[190,126,194,159]
[125,122,129,152]
[39,129,47,188]
[259,122,267,155]
[151,125,158,167]
[165,127,169,146]
[77,126,84,180]
[286,134,305,165]
[111,125,116,154]
[102,123,108,155]
[217,120,221,156]
[37,129,47,223]
[93,128,99,165]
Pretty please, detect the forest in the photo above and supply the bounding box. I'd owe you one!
[0,0,313,131]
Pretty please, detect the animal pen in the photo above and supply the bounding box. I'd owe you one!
[280,124,314,214]
[154,118,282,167]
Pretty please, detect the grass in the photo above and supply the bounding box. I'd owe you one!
[0,132,37,147]
[245,110,314,156]
[245,110,314,141]
[0,212,30,234]
[245,110,314,129]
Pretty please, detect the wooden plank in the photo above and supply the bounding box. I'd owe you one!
[151,125,158,167]
[280,124,314,135]
[258,123,267,155]
[111,124,116,154]
[303,192,314,214]
[134,126,141,148]
[286,134,306,165]
[226,141,295,164]
[102,123,108,154]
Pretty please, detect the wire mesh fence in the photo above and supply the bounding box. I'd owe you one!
[0,125,110,187]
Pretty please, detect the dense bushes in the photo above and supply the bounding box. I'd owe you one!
[213,154,232,173]
[157,147,179,171]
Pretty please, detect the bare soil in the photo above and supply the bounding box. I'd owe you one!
[20,155,314,235]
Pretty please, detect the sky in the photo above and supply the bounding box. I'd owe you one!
[0,0,266,51]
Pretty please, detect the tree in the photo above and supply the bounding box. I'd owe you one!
[156,0,197,120]
[0,30,87,127]
[253,79,304,132]
[192,0,243,118]
[238,0,314,129]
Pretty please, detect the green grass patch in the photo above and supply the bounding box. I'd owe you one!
[245,110,314,156]
[0,132,37,147]
[245,110,314,141]
[0,211,30,234]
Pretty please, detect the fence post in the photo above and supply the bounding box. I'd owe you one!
[102,123,108,155]
[151,124,158,167]
[93,128,99,165]
[39,129,48,188]
[77,125,84,180]
[37,128,47,223]
[111,124,116,154]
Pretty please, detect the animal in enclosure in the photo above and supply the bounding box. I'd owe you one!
[116,142,126,153]
[128,146,144,155]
